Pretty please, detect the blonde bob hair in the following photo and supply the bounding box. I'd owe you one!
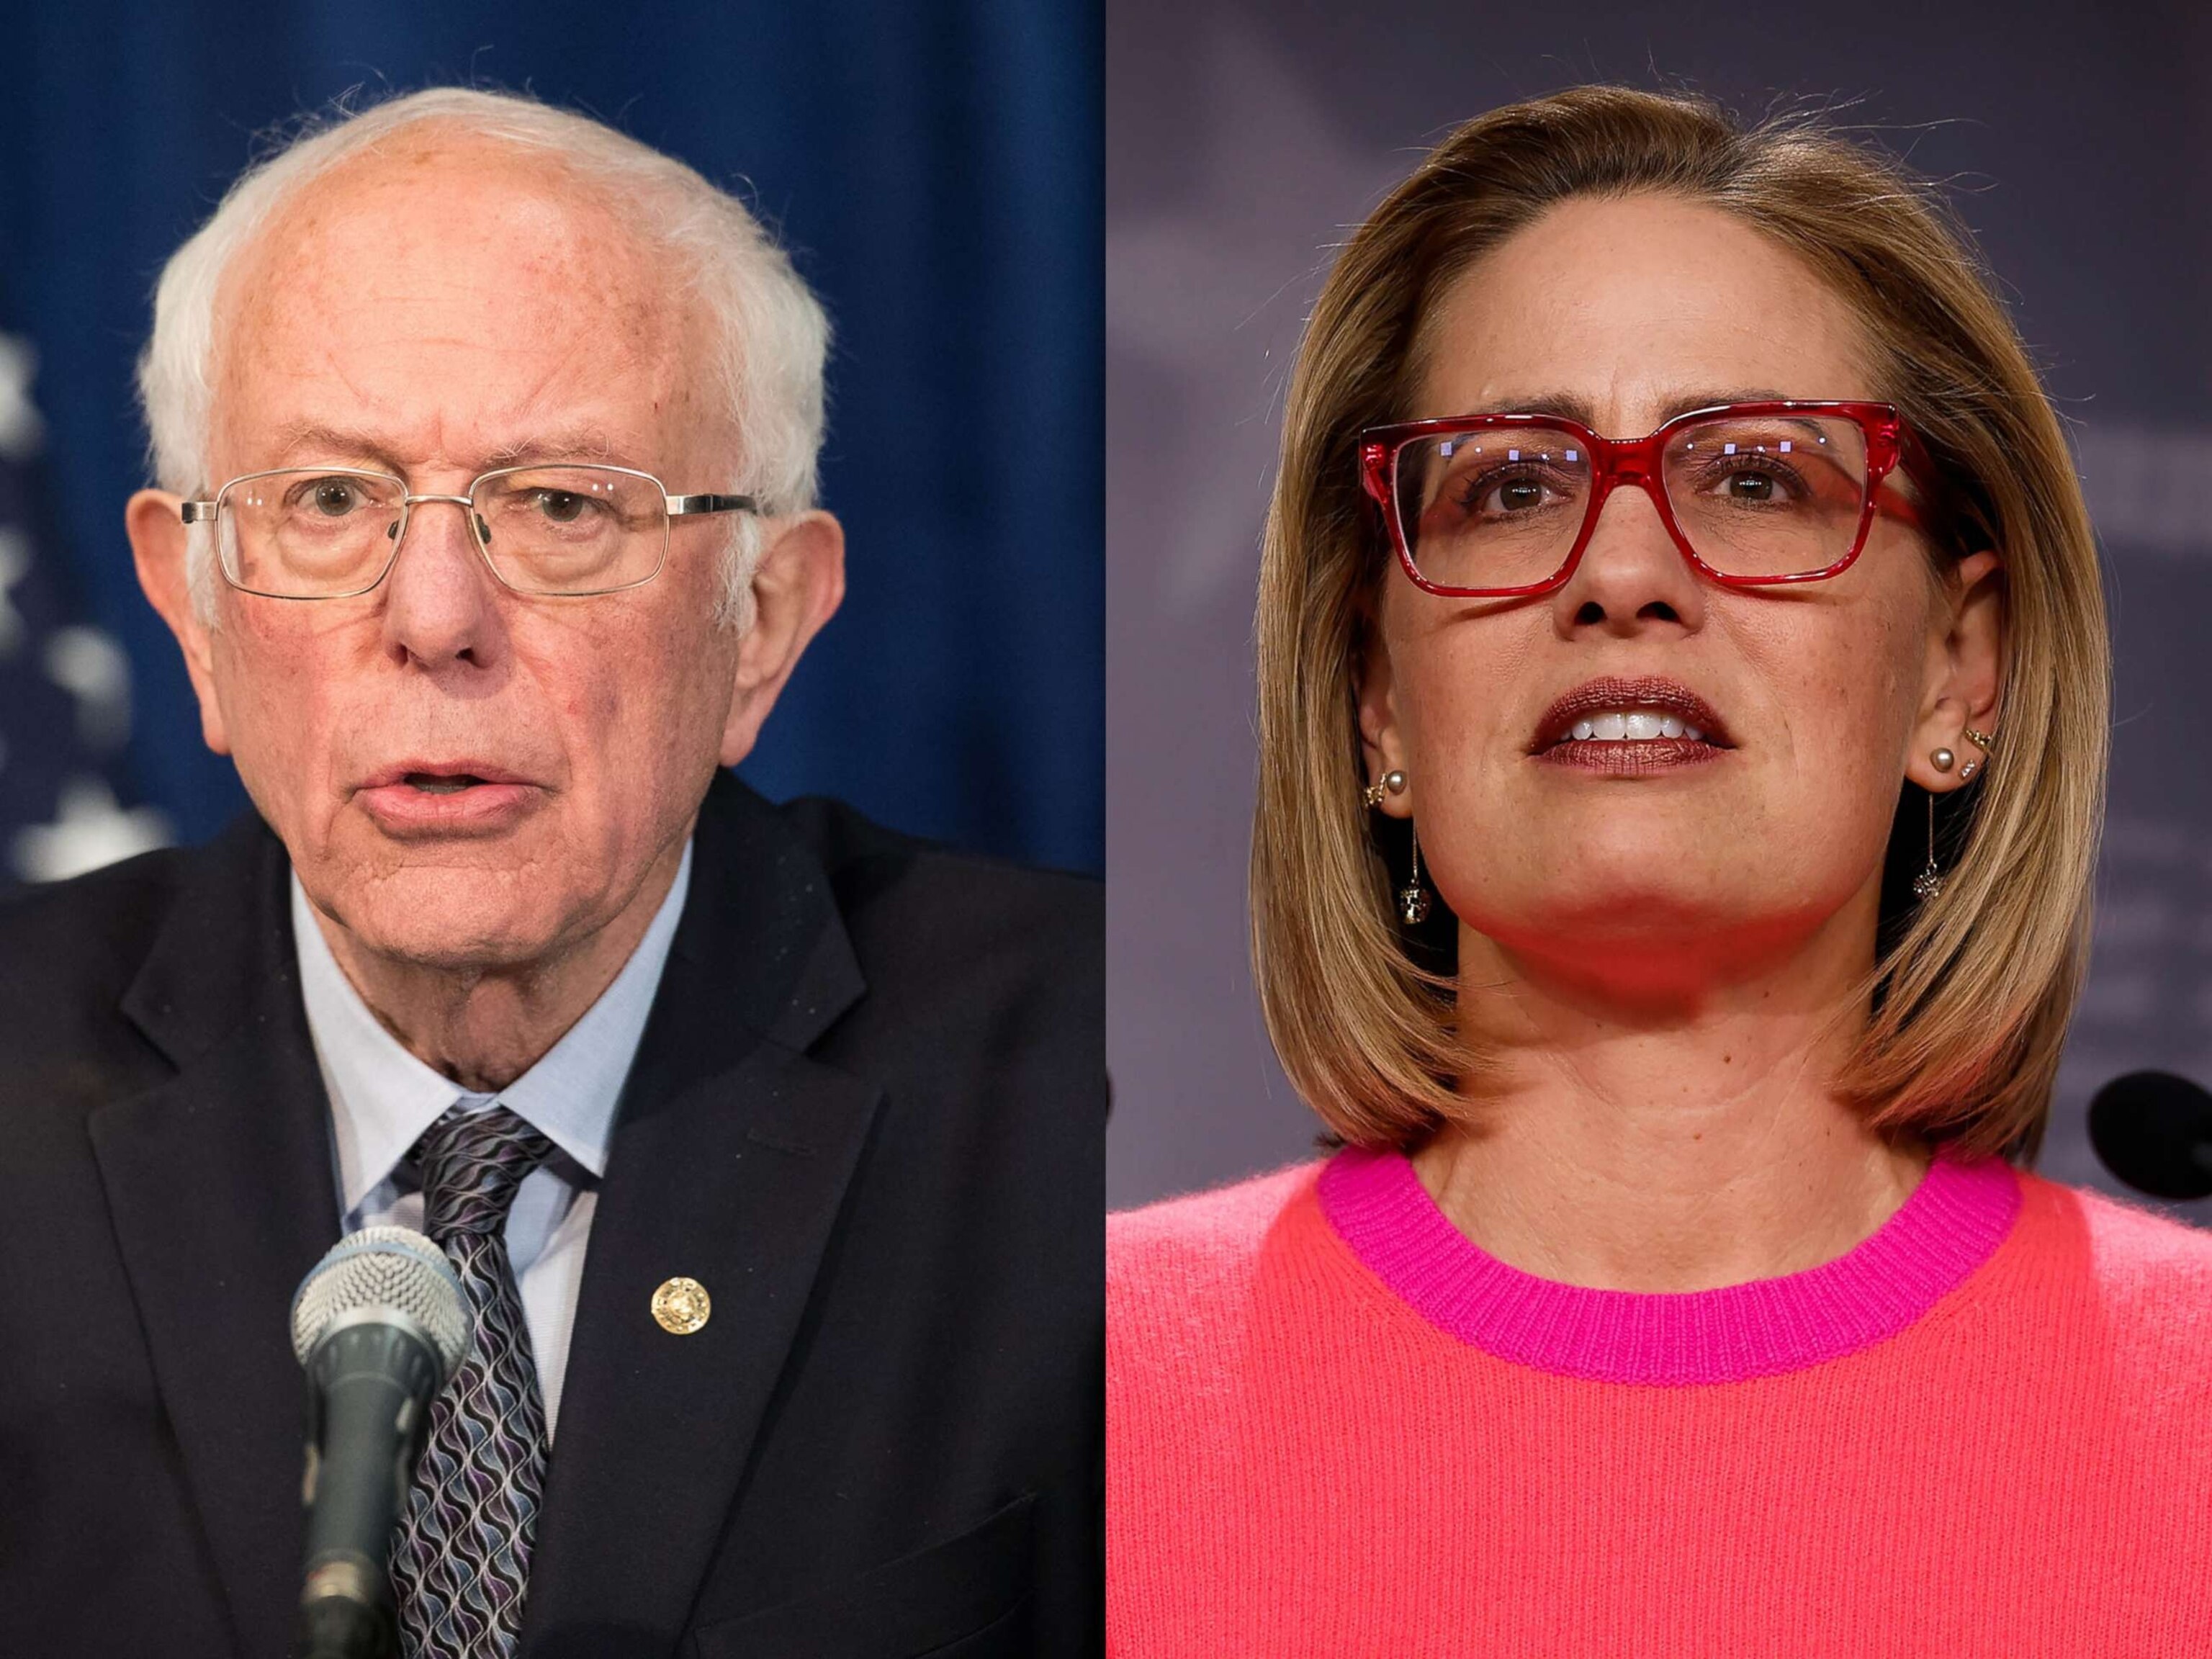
[1252,86,2107,1166]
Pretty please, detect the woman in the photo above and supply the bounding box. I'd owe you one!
[1108,87,2212,1652]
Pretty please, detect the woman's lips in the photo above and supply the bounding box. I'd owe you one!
[1525,676,1735,773]
[1533,737,1726,773]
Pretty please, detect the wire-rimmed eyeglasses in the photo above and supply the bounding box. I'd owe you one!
[178,463,758,599]
[1358,400,1933,598]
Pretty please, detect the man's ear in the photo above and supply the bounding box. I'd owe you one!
[719,510,845,767]
[1903,547,2004,792]
[125,488,231,755]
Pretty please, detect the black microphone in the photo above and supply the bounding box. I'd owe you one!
[289,1227,472,1659]
[2088,1071,2212,1202]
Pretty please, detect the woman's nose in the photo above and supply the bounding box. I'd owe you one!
[1552,480,1705,632]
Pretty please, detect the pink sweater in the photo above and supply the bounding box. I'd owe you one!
[1108,1143,2212,1655]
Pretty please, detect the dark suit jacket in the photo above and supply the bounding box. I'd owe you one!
[0,770,1102,1657]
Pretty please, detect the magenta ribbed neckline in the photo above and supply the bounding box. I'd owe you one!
[1318,1141,2020,1385]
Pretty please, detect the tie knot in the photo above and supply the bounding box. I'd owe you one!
[410,1102,554,1241]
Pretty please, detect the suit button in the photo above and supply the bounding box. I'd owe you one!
[651,1276,711,1334]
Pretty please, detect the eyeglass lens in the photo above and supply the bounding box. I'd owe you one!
[216,465,669,597]
[1392,411,1874,590]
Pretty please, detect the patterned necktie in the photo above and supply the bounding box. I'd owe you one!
[392,1102,555,1659]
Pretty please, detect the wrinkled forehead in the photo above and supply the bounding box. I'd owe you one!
[208,134,716,474]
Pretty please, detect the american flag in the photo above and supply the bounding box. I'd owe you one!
[0,327,172,885]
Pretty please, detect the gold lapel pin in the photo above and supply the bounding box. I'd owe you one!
[651,1276,711,1335]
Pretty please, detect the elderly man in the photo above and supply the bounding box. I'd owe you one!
[0,89,1100,1658]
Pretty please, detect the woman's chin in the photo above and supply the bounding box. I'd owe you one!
[1465,879,1827,963]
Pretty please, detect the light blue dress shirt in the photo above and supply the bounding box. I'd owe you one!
[291,842,692,1436]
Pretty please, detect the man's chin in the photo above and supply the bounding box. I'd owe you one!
[304,867,583,977]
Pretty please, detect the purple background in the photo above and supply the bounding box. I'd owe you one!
[1107,0,2212,1220]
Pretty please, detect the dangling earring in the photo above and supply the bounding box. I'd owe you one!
[1400,822,1432,924]
[1360,768,1429,922]
[1912,790,1943,902]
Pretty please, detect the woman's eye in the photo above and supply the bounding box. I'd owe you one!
[1457,471,1555,515]
[1704,461,1811,506]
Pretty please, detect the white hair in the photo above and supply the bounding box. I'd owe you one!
[136,86,829,626]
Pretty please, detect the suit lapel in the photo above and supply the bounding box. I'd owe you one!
[84,778,875,1652]
[523,774,876,1651]
[90,817,339,1659]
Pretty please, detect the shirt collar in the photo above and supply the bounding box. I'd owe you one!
[294,842,693,1215]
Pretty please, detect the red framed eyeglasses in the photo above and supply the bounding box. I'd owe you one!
[1357,400,1933,598]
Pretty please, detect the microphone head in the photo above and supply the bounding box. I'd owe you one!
[2088,1071,2212,1202]
[290,1226,471,1381]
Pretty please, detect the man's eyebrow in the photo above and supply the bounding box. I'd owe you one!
[266,421,406,472]
[481,428,623,468]
[261,422,629,473]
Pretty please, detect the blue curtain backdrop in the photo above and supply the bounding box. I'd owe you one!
[0,0,1102,877]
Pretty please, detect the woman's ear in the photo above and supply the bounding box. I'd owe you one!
[1354,602,1413,819]
[1903,548,2003,792]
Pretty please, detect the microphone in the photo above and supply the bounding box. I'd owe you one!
[2088,1071,2212,1202]
[289,1227,472,1659]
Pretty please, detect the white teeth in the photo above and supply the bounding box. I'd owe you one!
[1559,707,1712,744]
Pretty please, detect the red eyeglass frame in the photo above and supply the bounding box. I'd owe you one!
[1357,400,1933,598]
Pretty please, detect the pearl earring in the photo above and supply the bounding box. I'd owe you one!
[1362,768,1431,924]
[1930,747,1955,773]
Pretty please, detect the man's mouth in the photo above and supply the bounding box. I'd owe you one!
[354,765,539,836]
[359,760,529,794]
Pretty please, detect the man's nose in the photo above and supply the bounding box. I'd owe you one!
[379,495,503,667]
